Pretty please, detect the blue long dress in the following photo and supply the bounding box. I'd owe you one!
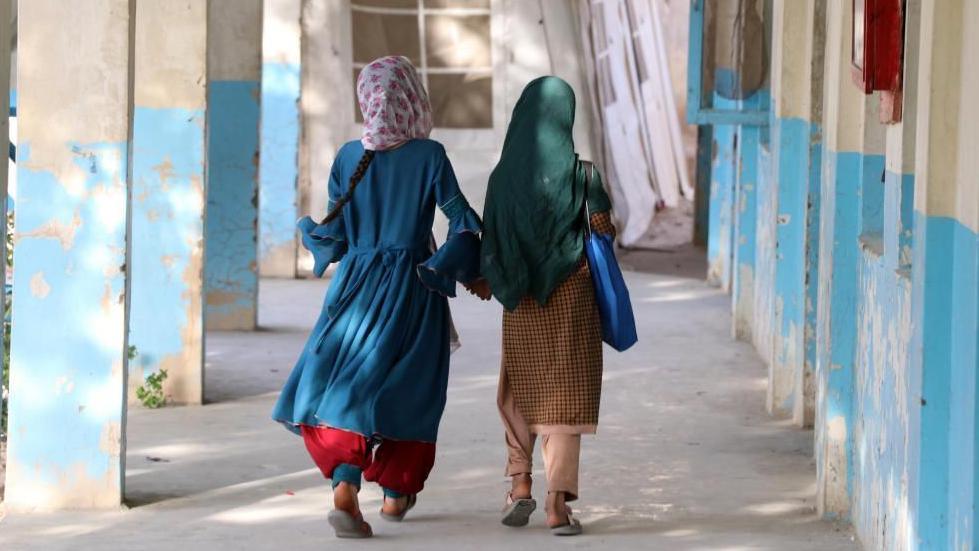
[272,139,482,443]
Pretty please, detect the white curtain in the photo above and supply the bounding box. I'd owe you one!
[576,0,690,247]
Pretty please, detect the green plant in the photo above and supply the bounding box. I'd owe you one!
[135,369,168,409]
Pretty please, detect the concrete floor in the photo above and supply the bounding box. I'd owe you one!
[0,254,857,550]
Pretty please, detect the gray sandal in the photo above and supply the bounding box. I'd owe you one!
[379,494,417,522]
[327,509,373,539]
[501,492,537,527]
[550,508,583,536]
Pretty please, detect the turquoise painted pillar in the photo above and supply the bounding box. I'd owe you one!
[753,119,777,367]
[206,0,263,330]
[767,0,825,426]
[706,95,737,290]
[814,0,862,520]
[5,0,133,510]
[129,0,207,406]
[770,113,810,419]
[910,1,979,547]
[815,148,861,519]
[693,125,713,248]
[259,0,301,278]
[732,92,767,340]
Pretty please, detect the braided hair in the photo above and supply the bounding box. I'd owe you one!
[320,150,376,225]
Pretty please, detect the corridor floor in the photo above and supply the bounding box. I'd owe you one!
[1,254,857,550]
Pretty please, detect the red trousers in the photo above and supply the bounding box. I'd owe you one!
[300,425,436,495]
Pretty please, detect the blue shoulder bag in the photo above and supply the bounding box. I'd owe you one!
[581,162,638,352]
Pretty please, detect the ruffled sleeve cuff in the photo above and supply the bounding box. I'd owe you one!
[297,216,348,277]
[417,194,483,297]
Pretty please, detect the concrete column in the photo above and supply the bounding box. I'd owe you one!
[910,0,979,547]
[814,0,863,520]
[706,103,736,290]
[693,125,712,248]
[731,93,766,341]
[128,0,207,405]
[259,0,301,278]
[801,0,826,430]
[298,0,349,276]
[5,0,133,510]
[768,0,821,425]
[206,0,262,329]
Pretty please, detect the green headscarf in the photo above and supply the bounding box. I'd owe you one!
[481,76,611,311]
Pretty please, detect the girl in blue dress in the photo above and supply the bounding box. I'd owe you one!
[272,56,487,538]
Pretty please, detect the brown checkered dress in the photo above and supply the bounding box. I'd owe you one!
[502,211,616,430]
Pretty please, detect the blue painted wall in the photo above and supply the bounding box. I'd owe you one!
[129,106,206,403]
[6,141,129,507]
[851,167,915,546]
[259,62,300,277]
[205,80,260,330]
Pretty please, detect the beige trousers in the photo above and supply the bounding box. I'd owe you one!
[497,365,581,501]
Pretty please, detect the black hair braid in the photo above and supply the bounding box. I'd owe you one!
[320,150,376,225]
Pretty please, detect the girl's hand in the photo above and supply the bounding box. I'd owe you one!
[464,278,492,301]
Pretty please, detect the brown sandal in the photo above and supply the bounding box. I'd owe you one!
[327,509,373,538]
[501,492,537,527]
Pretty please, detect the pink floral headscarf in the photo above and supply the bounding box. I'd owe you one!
[357,56,434,151]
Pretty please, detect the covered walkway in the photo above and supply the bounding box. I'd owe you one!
[1,252,855,549]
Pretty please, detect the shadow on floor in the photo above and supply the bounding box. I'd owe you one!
[617,243,707,281]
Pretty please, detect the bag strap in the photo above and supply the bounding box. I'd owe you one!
[581,160,594,235]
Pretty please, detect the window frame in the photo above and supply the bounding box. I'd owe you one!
[349,0,496,130]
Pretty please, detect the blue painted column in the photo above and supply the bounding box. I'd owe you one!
[205,0,263,330]
[770,114,810,419]
[813,0,864,519]
[5,0,133,510]
[732,92,767,340]
[129,0,207,405]
[706,94,738,290]
[815,148,861,519]
[259,0,301,278]
[693,125,713,248]
[908,2,979,547]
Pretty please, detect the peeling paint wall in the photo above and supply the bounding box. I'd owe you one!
[5,0,132,510]
[129,0,206,406]
[205,0,262,330]
[259,0,300,279]
[699,0,979,546]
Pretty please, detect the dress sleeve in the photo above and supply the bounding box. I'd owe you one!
[417,148,483,297]
[297,157,348,278]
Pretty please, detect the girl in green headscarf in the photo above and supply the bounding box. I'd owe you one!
[481,76,615,536]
